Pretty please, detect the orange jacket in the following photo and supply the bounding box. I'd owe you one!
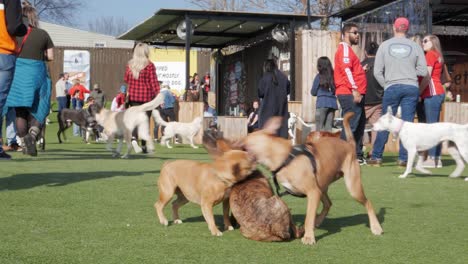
[0,0,26,55]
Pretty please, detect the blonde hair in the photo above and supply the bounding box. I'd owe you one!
[424,34,444,64]
[22,1,39,28]
[410,34,423,48]
[128,42,150,79]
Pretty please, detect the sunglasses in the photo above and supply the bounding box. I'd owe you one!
[423,39,430,43]
[347,31,360,35]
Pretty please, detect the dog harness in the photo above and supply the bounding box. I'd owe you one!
[271,145,318,197]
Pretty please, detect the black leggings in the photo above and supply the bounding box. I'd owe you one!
[15,107,41,138]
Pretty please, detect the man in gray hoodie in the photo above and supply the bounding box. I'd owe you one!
[368,17,427,167]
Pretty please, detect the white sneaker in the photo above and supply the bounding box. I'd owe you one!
[132,140,142,153]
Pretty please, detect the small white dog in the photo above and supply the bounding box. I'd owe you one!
[288,112,314,144]
[95,93,165,158]
[373,106,468,180]
[152,110,203,149]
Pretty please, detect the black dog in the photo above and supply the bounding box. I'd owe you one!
[57,104,100,144]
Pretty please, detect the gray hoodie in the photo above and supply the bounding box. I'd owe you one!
[374,36,427,89]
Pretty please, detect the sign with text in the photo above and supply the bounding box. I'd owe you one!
[153,62,186,92]
[64,50,90,90]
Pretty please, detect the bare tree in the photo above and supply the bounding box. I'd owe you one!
[87,16,130,36]
[26,0,85,25]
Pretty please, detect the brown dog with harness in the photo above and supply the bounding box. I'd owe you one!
[241,112,383,245]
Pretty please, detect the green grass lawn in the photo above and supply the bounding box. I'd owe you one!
[1,118,467,264]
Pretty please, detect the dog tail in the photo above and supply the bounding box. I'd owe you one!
[152,109,169,126]
[130,93,165,112]
[343,112,355,145]
[296,116,314,128]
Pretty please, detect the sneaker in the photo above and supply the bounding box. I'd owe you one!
[397,160,407,167]
[367,158,382,167]
[358,157,367,166]
[0,151,12,160]
[131,140,142,153]
[23,134,37,156]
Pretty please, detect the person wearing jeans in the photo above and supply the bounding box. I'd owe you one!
[334,23,368,164]
[371,85,420,162]
[0,0,27,159]
[368,17,427,166]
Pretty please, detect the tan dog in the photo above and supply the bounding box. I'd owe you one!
[154,144,256,236]
[306,130,341,142]
[242,112,383,245]
[202,131,303,242]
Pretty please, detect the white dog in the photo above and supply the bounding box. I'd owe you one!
[373,106,468,180]
[152,110,203,149]
[95,93,165,158]
[287,112,314,144]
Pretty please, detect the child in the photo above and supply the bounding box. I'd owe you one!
[111,85,127,112]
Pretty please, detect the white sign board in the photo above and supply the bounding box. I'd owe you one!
[63,50,91,90]
[153,62,186,92]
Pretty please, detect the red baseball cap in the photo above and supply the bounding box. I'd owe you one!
[394,17,409,31]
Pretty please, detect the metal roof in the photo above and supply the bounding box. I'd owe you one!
[39,21,135,49]
[118,9,323,48]
[333,0,468,27]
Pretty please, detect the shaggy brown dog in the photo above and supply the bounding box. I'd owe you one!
[203,131,303,242]
[154,143,256,236]
[241,112,383,245]
[230,171,304,241]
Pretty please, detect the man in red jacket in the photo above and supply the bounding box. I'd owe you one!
[334,23,368,165]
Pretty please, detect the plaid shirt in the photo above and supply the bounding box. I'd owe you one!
[125,63,160,103]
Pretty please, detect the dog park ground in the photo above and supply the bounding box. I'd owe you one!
[0,116,467,263]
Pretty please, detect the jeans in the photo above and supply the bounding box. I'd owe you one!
[315,107,335,132]
[72,98,83,136]
[0,54,16,152]
[57,96,67,112]
[424,94,445,158]
[337,94,366,159]
[372,84,419,161]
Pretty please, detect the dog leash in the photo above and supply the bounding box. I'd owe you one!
[271,145,318,197]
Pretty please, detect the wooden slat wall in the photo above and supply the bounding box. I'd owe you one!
[297,30,341,123]
[48,47,133,103]
[217,117,248,141]
[443,102,468,124]
[178,102,204,144]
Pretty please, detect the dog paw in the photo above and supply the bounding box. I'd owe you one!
[214,231,223,237]
[465,177,468,181]
[167,145,173,149]
[371,225,384,236]
[449,173,461,178]
[160,219,169,226]
[301,236,316,245]
[121,155,129,159]
[398,174,408,179]
[415,167,432,175]
[226,226,234,231]
[174,219,183,224]
[192,145,199,149]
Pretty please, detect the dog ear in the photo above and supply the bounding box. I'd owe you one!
[263,117,282,135]
[217,139,232,152]
[386,106,393,116]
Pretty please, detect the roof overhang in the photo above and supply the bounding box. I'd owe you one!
[118,9,323,48]
[332,0,468,27]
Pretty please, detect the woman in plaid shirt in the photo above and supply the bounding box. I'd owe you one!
[124,42,160,153]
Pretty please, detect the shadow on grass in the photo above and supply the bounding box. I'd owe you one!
[0,170,160,191]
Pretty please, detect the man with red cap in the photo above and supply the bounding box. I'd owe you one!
[368,17,428,167]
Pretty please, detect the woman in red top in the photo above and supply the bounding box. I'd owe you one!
[124,42,160,153]
[420,34,446,168]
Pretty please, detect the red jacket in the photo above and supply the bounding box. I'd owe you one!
[69,84,90,101]
[334,42,367,95]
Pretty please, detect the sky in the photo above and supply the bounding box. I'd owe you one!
[79,0,198,31]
